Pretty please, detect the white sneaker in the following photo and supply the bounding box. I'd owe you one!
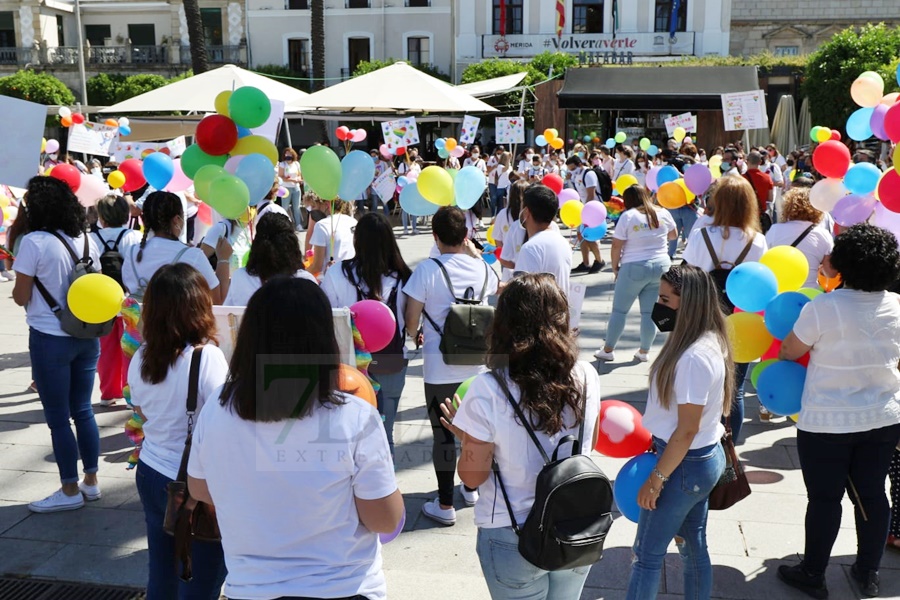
[78,480,102,501]
[0,273,8,283]
[634,351,650,363]
[459,484,479,507]
[98,398,117,407]
[28,489,85,513]
[594,349,615,361]
[421,498,456,526]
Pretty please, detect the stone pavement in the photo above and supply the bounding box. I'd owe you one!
[0,222,898,599]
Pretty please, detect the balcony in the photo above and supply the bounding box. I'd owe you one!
[0,43,246,70]
[0,47,38,66]
[180,45,245,66]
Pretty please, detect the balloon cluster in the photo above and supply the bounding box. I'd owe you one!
[435,137,465,160]
[554,185,608,239]
[645,163,713,209]
[593,400,653,523]
[398,164,486,218]
[43,141,114,209]
[57,107,132,136]
[637,137,659,157]
[535,128,565,150]
[335,126,367,145]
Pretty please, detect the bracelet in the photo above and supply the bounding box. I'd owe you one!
[217,259,230,264]
[653,468,669,483]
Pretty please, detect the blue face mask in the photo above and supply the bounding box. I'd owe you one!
[576,152,584,158]
[721,161,731,171]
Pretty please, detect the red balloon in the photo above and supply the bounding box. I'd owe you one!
[760,339,810,366]
[879,169,900,213]
[812,140,851,179]
[118,158,146,192]
[195,114,238,156]
[335,126,351,141]
[49,163,81,193]
[494,246,502,259]
[884,102,900,143]
[829,129,841,141]
[71,113,85,125]
[541,173,564,195]
[593,400,652,458]
[396,146,406,156]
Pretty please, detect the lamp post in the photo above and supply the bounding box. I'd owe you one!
[74,0,89,114]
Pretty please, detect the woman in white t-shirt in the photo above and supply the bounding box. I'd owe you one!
[277,148,304,231]
[487,151,512,217]
[595,186,677,363]
[128,263,228,598]
[200,211,252,275]
[187,277,403,600]
[628,265,730,600]
[612,145,637,182]
[12,177,103,514]
[441,273,601,599]
[308,198,357,279]
[765,187,834,288]
[495,180,528,281]
[463,146,487,174]
[778,224,900,598]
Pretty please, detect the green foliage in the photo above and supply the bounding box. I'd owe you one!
[802,23,900,128]
[662,51,808,70]
[528,51,579,79]
[352,58,450,82]
[253,64,312,93]
[87,72,190,107]
[0,70,75,126]
[460,58,531,85]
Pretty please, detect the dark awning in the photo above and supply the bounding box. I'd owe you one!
[558,66,761,111]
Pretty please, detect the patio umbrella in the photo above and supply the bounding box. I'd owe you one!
[770,95,799,153]
[798,96,812,144]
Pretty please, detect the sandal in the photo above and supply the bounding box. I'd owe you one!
[886,535,900,552]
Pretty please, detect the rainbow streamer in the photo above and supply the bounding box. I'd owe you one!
[604,198,626,222]
[351,318,381,395]
[120,297,144,469]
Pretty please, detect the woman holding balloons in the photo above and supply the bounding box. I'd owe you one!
[308,197,357,278]
[764,187,833,288]
[627,265,732,600]
[277,148,304,232]
[778,224,900,599]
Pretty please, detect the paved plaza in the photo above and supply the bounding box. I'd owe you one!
[0,224,898,599]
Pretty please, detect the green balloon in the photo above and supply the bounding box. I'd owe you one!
[181,144,227,179]
[446,168,459,182]
[614,132,627,144]
[228,86,272,129]
[750,359,778,388]
[809,126,821,142]
[798,287,823,300]
[193,165,226,201]
[640,137,651,151]
[453,375,478,409]
[208,175,250,219]
[300,145,342,200]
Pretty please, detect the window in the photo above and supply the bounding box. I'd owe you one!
[346,0,369,7]
[85,25,111,47]
[775,45,799,56]
[573,0,603,34]
[347,37,370,73]
[492,0,523,35]
[288,38,310,74]
[0,11,13,49]
[407,36,430,67]
[201,8,223,46]
[406,0,430,6]
[56,15,65,46]
[128,24,155,46]
[287,0,309,7]
[654,0,687,33]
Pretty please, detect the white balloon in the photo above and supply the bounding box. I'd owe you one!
[809,178,848,213]
[58,106,71,118]
[75,173,110,208]
[118,117,130,127]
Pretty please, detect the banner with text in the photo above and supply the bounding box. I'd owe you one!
[111,136,187,163]
[721,91,768,131]
[482,32,695,58]
[664,113,697,137]
[68,122,119,157]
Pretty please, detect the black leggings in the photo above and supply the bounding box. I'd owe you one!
[424,382,462,506]
[890,448,900,537]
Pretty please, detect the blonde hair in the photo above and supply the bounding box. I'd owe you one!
[711,176,759,239]
[499,151,511,168]
[781,187,823,224]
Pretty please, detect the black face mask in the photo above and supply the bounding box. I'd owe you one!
[651,302,677,332]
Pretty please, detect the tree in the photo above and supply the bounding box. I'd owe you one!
[182,0,209,74]
[311,0,325,93]
[802,23,900,128]
[87,73,187,107]
[0,70,75,125]
[353,58,450,82]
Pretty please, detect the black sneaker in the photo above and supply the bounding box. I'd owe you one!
[588,260,606,274]
[571,263,589,274]
[778,564,828,599]
[850,564,879,597]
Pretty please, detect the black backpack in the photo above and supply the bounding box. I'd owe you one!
[701,228,754,314]
[583,167,613,203]
[95,230,128,292]
[348,267,406,375]
[491,370,613,571]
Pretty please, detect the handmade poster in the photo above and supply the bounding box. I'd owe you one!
[381,117,420,151]
[495,117,525,144]
[68,122,119,157]
[721,91,768,131]
[372,169,397,204]
[111,136,187,163]
[568,281,587,329]
[459,115,480,144]
[664,112,697,136]
[0,96,46,187]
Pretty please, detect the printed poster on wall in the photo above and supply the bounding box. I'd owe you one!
[721,91,768,131]
[381,117,420,151]
[459,115,480,144]
[495,117,525,144]
[0,96,46,188]
[664,112,697,137]
[111,136,187,163]
[68,122,119,157]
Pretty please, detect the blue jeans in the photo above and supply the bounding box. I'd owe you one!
[401,210,418,234]
[283,186,302,231]
[135,461,226,600]
[730,362,748,444]
[476,526,591,599]
[668,206,699,258]
[29,328,100,484]
[372,362,408,453]
[489,184,507,217]
[605,257,671,351]
[627,439,725,600]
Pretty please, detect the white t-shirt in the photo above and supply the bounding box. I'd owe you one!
[572,167,599,202]
[128,344,229,479]
[188,391,396,600]
[612,158,636,180]
[681,226,768,272]
[403,253,499,384]
[93,227,142,256]
[514,228,573,295]
[642,332,727,449]
[122,237,218,299]
[527,165,547,179]
[493,208,514,246]
[279,160,302,188]
[452,362,601,528]
[14,231,101,337]
[310,214,358,263]
[765,221,834,288]
[692,214,714,231]
[201,220,252,272]
[253,200,289,228]
[223,268,317,307]
[613,207,677,264]
[464,157,487,173]
[793,290,900,433]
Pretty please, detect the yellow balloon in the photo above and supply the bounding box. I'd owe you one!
[882,92,900,106]
[231,135,279,166]
[417,166,454,206]
[760,245,809,293]
[67,273,125,324]
[486,224,496,246]
[673,127,686,143]
[108,170,126,189]
[657,181,687,209]
[560,200,583,228]
[893,145,900,175]
[615,174,638,195]
[0,195,9,209]
[815,128,831,143]
[543,128,558,142]
[445,138,457,152]
[215,90,232,116]
[708,155,722,168]
[675,178,696,203]
[726,312,774,363]
[41,138,47,153]
[549,138,564,150]
[790,414,799,422]
[710,166,722,179]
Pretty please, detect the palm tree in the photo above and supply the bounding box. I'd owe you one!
[311,0,328,142]
[183,0,209,74]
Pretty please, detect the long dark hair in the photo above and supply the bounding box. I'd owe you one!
[623,186,660,229]
[507,179,529,221]
[220,277,342,422]
[24,177,86,237]
[140,263,218,385]
[137,191,183,262]
[342,211,411,299]
[487,273,582,435]
[246,213,304,282]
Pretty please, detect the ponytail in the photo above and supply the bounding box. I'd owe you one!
[136,191,184,262]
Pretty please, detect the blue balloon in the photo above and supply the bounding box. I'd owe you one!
[605,138,615,148]
[454,166,486,210]
[235,153,275,206]
[843,162,882,196]
[725,262,779,313]
[764,292,811,340]
[583,135,591,142]
[399,182,438,217]
[397,176,408,187]
[339,150,376,201]
[141,152,174,190]
[483,243,496,253]
[438,148,450,159]
[757,360,807,416]
[236,125,252,139]
[535,135,548,147]
[647,144,659,157]
[846,107,875,142]
[483,250,498,264]
[119,125,131,137]
[583,223,608,242]
[614,453,658,523]
[434,138,446,150]
[656,165,680,186]
[897,62,900,87]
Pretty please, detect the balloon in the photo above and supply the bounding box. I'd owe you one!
[485,224,496,245]
[339,150,377,202]
[583,223,608,242]
[656,165,680,186]
[605,138,615,148]
[799,287,823,300]
[614,453,658,523]
[560,200,583,228]
[757,360,806,416]
[657,181,686,209]
[673,127,686,143]
[207,175,250,219]
[871,103,890,140]
[846,107,875,141]
[639,138,651,151]
[60,116,73,128]
[223,154,245,175]
[684,164,713,196]
[645,166,661,191]
[829,129,841,141]
[379,510,405,544]
[214,90,232,116]
[117,159,146,193]
[535,135,548,147]
[335,126,351,141]
[45,139,60,154]
[884,92,900,106]
[879,169,900,212]
[197,202,212,226]
[450,146,465,158]
[831,194,877,227]
[884,102,900,142]
[118,117,130,127]
[300,145,342,200]
[49,163,81,192]
[445,138,457,151]
[454,375,477,408]
[231,135,279,166]
[850,74,884,108]
[542,128,556,141]
[195,114,238,156]
[750,359,778,389]
[557,188,580,207]
[67,273,124,324]
[350,128,366,142]
[725,262,779,313]
[142,152,175,190]
[351,299,397,353]
[228,86,271,129]
[594,400,652,458]
[180,144,228,179]
[726,312,773,363]
[400,182,438,217]
[455,166,487,210]
[550,138,564,150]
[583,135,591,143]
[760,246,809,293]
[809,178,848,212]
[165,159,193,193]
[437,148,450,159]
[434,138,446,150]
[337,364,377,407]
[483,249,498,264]
[812,141,851,179]
[814,128,831,143]
[647,144,659,157]
[541,173,564,195]
[764,292,811,340]
[676,179,695,203]
[193,164,227,201]
[108,170,126,189]
[74,171,109,208]
[71,113,85,125]
[118,125,131,137]
[582,201,607,227]
[236,153,277,206]
[843,163,881,196]
[417,166,454,206]
[615,174,638,195]
[58,106,71,118]
[614,131,627,144]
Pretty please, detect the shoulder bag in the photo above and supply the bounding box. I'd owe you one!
[708,424,751,510]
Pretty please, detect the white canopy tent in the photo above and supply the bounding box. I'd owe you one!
[455,72,529,98]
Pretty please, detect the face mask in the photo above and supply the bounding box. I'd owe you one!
[525,153,534,160]
[651,302,677,332]
[721,161,731,171]
[284,156,293,161]
[576,152,584,158]
[49,153,58,160]
[472,154,479,159]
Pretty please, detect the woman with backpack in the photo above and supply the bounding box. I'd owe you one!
[764,187,834,288]
[12,177,103,513]
[322,211,411,455]
[439,273,602,599]
[199,209,252,276]
[627,265,732,600]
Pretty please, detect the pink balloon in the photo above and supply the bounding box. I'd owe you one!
[74,173,110,207]
[557,188,580,207]
[684,163,713,196]
[406,170,418,182]
[582,200,608,227]
[224,155,245,175]
[351,299,397,353]
[379,144,391,159]
[165,159,193,193]
[831,194,877,227]
[379,510,406,544]
[873,201,900,240]
[870,103,890,141]
[646,166,662,191]
[45,139,60,154]
[451,146,465,158]
[350,129,367,143]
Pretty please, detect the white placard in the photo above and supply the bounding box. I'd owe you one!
[460,115,480,145]
[568,281,587,330]
[68,122,119,157]
[495,117,525,144]
[380,117,420,151]
[0,96,46,187]
[721,91,768,132]
[372,169,396,204]
[111,136,187,163]
[664,112,697,137]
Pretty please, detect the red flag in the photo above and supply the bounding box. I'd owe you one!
[499,0,506,36]
[556,0,565,38]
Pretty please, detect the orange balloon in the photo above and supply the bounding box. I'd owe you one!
[657,181,687,209]
[104,119,119,127]
[337,364,377,407]
[60,116,73,127]
[817,271,842,292]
